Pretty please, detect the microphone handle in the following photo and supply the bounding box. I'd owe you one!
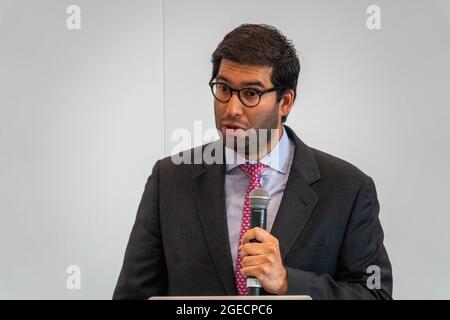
[248,286,263,295]
[251,207,267,230]
[248,207,267,296]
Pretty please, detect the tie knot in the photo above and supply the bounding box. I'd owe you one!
[239,162,267,182]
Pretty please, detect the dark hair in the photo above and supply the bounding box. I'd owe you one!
[211,24,300,123]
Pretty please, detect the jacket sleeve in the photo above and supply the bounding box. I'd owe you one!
[285,176,393,299]
[113,160,168,300]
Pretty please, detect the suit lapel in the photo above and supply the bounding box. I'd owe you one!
[271,126,321,260]
[192,142,236,295]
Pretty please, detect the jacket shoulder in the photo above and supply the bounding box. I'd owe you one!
[310,147,371,187]
[157,142,215,176]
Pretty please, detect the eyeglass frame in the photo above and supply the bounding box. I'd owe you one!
[208,81,283,107]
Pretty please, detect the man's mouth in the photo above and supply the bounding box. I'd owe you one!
[223,123,246,130]
[222,124,247,137]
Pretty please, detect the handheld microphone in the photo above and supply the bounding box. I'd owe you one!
[247,187,271,296]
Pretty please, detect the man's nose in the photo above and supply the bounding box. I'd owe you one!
[225,92,245,117]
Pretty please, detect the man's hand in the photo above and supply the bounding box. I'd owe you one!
[240,227,288,295]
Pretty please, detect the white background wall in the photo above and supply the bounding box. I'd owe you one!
[0,0,449,299]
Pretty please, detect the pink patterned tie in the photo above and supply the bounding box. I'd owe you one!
[235,162,268,295]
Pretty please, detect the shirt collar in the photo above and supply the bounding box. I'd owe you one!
[225,125,292,174]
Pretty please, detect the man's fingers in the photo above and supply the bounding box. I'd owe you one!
[241,264,270,278]
[241,227,274,244]
[241,254,273,268]
[240,242,276,257]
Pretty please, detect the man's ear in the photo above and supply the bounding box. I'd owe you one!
[279,89,295,119]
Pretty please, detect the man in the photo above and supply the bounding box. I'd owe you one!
[113,24,393,299]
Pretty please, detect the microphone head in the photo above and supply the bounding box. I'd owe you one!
[249,188,271,209]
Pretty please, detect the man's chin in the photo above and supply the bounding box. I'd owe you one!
[222,134,239,150]
[221,130,257,157]
[220,126,282,159]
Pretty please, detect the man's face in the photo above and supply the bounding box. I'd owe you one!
[213,59,282,156]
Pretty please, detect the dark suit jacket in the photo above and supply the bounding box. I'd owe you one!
[113,126,393,299]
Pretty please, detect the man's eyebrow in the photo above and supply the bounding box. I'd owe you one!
[215,75,266,88]
[214,75,230,83]
[241,80,266,88]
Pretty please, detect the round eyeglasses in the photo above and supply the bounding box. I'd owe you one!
[209,82,280,107]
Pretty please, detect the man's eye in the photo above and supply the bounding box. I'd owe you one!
[244,89,258,97]
[218,85,229,92]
